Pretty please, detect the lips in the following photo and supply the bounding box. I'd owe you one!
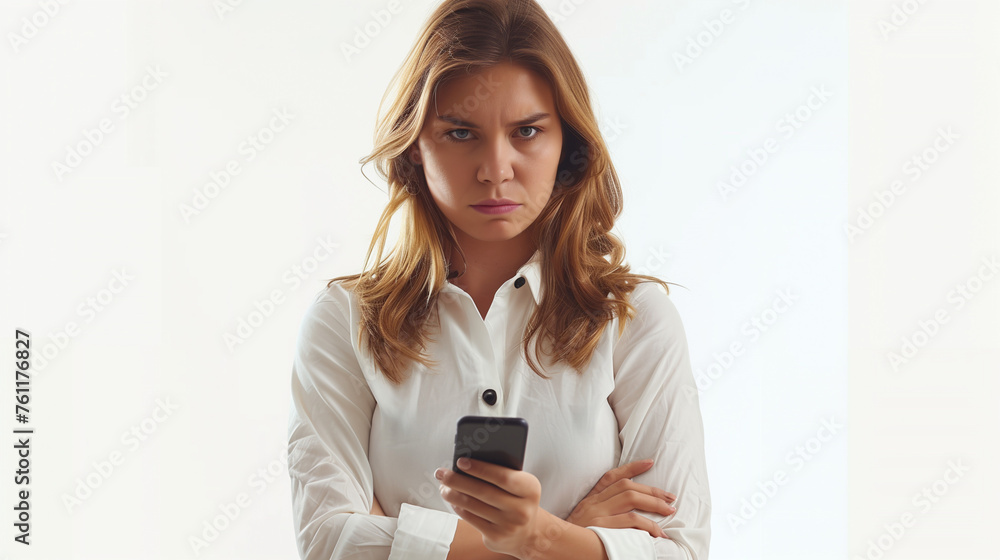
[470,202,520,215]
[472,198,518,206]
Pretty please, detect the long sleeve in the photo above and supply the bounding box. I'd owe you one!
[587,283,712,560]
[286,288,459,559]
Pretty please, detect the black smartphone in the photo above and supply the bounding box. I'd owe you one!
[452,415,528,476]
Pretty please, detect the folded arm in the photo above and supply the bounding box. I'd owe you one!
[288,291,460,559]
[590,283,713,560]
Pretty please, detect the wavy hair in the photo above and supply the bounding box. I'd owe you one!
[328,0,681,385]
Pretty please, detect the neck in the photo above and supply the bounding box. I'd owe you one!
[447,230,537,293]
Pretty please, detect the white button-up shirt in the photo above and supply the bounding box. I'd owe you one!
[287,249,712,559]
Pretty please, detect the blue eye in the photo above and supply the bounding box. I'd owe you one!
[444,126,541,143]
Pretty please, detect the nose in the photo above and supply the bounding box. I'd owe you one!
[476,136,514,185]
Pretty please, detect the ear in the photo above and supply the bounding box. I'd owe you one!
[408,145,423,166]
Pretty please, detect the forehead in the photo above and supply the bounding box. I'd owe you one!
[429,63,556,123]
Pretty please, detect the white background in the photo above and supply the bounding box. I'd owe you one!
[0,0,995,559]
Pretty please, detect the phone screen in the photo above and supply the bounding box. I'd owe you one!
[452,415,528,474]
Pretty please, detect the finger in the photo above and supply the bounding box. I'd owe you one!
[453,458,528,498]
[591,513,670,540]
[618,462,676,502]
[440,482,503,525]
[593,459,655,494]
[601,489,677,517]
[596,477,677,507]
[437,466,511,511]
[453,503,496,536]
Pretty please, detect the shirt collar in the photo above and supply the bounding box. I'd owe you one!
[440,248,544,305]
[516,248,544,305]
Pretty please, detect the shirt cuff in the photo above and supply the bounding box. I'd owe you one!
[587,526,655,560]
[388,502,460,560]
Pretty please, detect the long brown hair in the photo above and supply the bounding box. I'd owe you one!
[328,0,680,385]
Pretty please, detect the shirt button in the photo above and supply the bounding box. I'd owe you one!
[514,277,526,289]
[482,389,497,406]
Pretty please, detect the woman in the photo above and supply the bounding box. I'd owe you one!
[286,1,711,558]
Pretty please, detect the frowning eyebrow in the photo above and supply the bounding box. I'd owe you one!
[436,112,551,129]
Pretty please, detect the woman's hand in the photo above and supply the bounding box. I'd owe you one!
[565,459,677,539]
[436,457,551,558]
[370,495,386,516]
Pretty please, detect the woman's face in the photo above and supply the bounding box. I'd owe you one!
[410,62,564,247]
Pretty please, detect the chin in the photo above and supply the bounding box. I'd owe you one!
[463,227,526,243]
